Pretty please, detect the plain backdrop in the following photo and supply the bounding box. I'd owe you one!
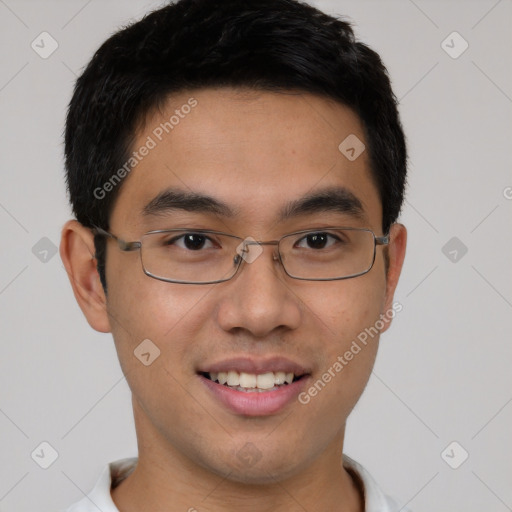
[0,1,511,511]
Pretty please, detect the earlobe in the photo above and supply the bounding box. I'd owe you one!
[380,223,407,333]
[59,220,111,333]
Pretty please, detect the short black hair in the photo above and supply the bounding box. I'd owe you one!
[64,0,407,290]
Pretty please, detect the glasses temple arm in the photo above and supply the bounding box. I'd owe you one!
[375,234,390,245]
[92,226,141,252]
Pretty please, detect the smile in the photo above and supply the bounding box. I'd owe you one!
[197,358,311,416]
[202,370,303,392]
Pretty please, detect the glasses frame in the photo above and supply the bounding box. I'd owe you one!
[92,226,389,284]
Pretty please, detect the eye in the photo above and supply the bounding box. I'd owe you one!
[295,232,341,250]
[165,233,216,251]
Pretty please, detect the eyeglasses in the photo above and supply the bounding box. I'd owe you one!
[93,226,389,284]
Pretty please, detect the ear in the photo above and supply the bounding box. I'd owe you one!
[59,220,111,333]
[380,222,407,333]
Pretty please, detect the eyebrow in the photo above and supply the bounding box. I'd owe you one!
[279,186,367,223]
[142,186,367,223]
[142,189,235,218]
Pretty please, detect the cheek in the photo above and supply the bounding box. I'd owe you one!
[105,278,216,426]
[298,277,385,411]
[105,259,216,375]
[307,273,386,342]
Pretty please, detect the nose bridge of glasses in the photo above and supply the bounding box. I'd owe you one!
[244,239,279,246]
[235,238,281,266]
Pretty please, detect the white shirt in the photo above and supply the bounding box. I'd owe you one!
[65,456,409,512]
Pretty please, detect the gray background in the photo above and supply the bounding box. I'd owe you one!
[0,0,511,510]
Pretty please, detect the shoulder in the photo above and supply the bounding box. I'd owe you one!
[63,458,138,512]
[343,455,411,512]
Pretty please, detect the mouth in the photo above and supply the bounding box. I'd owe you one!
[199,370,306,393]
[197,358,311,416]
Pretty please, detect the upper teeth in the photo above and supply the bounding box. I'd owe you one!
[208,371,295,389]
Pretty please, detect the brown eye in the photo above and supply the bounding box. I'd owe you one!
[296,232,339,250]
[164,233,215,250]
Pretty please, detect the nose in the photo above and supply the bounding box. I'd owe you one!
[215,243,302,338]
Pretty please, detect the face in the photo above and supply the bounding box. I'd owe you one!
[81,88,405,483]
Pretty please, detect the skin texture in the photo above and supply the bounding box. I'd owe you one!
[60,88,407,512]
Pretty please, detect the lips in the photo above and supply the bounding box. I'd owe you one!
[197,356,311,416]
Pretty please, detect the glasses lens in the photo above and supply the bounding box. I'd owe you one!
[141,231,240,283]
[279,228,376,280]
[139,228,377,283]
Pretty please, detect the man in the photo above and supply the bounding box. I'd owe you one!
[60,0,408,510]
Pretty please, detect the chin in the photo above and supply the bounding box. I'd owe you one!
[197,445,307,486]
[219,465,299,486]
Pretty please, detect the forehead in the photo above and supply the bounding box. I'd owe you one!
[109,88,382,233]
